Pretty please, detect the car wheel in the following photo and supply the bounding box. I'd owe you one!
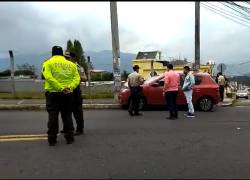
[246,97,248,99]
[198,97,213,112]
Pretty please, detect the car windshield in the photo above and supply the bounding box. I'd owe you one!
[237,90,247,93]
[144,75,163,84]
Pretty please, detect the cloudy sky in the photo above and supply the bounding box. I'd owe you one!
[0,1,249,64]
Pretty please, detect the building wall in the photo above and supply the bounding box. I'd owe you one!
[132,59,213,80]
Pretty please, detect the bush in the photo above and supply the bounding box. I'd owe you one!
[91,72,113,81]
[0,69,11,77]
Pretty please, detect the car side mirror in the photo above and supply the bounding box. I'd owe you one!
[151,83,159,87]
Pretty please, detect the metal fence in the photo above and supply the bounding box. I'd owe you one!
[0,79,115,93]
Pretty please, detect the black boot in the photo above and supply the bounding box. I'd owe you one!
[65,134,74,144]
[48,135,57,146]
[74,129,84,136]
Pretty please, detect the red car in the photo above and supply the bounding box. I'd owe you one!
[119,72,220,112]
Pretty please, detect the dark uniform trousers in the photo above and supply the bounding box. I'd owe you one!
[72,85,84,132]
[45,92,74,143]
[165,91,178,118]
[128,86,142,114]
[219,85,225,102]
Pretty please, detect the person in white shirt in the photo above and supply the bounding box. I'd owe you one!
[127,65,144,116]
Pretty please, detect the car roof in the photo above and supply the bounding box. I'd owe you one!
[156,71,211,77]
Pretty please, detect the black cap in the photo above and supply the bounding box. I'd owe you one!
[167,63,173,70]
[133,65,140,71]
[52,46,63,56]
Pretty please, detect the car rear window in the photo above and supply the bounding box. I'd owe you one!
[180,74,202,86]
[195,76,202,85]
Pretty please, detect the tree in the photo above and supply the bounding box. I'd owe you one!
[0,69,11,77]
[15,63,36,76]
[66,39,93,80]
[91,72,113,81]
[121,70,129,81]
[66,40,74,52]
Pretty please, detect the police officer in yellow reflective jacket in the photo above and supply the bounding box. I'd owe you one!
[42,46,80,146]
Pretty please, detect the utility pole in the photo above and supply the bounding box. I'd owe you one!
[87,56,91,100]
[110,1,121,101]
[8,50,16,97]
[195,1,200,71]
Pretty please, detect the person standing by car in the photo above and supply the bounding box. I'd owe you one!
[127,65,144,116]
[42,46,80,146]
[163,64,180,120]
[217,72,226,102]
[182,66,195,118]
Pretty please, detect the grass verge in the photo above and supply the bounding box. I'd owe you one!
[0,91,114,99]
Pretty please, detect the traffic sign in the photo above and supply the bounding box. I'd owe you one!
[217,63,226,73]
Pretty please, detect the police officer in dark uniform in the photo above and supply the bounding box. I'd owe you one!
[70,52,87,135]
[42,46,80,146]
[62,51,86,135]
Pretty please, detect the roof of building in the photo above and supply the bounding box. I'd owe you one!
[170,59,191,66]
[136,51,161,60]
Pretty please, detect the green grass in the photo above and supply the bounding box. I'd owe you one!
[83,91,114,99]
[0,92,45,99]
[0,91,114,99]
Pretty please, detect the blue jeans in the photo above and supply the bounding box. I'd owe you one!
[184,90,194,114]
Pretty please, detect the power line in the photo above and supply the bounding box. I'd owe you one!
[219,2,250,20]
[203,2,250,24]
[201,3,250,28]
[205,2,250,21]
[227,1,250,12]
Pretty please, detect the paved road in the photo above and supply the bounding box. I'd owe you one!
[1,107,250,179]
[235,95,250,106]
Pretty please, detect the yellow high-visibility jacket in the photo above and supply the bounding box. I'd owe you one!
[42,55,80,92]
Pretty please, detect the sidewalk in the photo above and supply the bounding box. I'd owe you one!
[0,97,234,110]
[0,99,120,110]
[216,97,234,107]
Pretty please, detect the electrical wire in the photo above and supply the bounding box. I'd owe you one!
[201,3,250,28]
[219,2,250,20]
[203,2,250,24]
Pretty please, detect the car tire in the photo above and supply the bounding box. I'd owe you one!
[246,97,248,99]
[198,96,213,112]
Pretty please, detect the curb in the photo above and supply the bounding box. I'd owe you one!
[0,104,121,110]
[220,103,232,107]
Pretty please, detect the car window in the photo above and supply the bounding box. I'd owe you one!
[180,74,202,86]
[195,76,202,85]
[144,76,161,84]
[158,80,164,86]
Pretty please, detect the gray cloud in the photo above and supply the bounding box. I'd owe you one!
[0,2,112,55]
[0,2,53,54]
[0,1,249,66]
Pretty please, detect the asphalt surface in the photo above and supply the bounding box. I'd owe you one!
[234,95,250,106]
[1,107,250,179]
